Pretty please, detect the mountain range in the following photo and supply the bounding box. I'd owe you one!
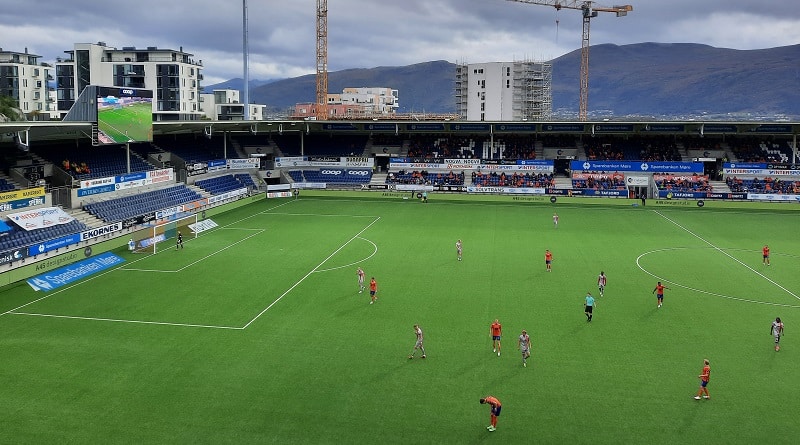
[205,43,800,119]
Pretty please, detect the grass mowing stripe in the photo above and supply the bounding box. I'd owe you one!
[241,216,381,329]
[654,209,800,301]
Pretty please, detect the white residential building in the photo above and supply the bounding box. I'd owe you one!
[336,87,398,115]
[54,42,203,121]
[200,89,266,120]
[0,47,54,119]
[455,61,552,121]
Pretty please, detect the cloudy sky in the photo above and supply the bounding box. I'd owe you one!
[2,0,799,85]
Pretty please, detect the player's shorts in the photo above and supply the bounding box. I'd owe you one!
[774,335,781,344]
[492,335,501,341]
[656,294,664,300]
[521,347,530,357]
[491,406,502,416]
[763,254,769,259]
[415,339,424,348]
[700,380,708,388]
[370,290,376,296]
[545,260,552,265]
[598,285,605,292]
[585,305,593,313]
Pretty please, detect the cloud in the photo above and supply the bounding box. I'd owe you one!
[1,0,798,84]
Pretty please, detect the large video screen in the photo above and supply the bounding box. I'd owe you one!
[96,87,153,144]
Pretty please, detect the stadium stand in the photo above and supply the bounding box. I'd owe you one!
[156,135,227,163]
[387,170,465,186]
[726,176,800,194]
[572,173,626,190]
[654,174,712,192]
[0,219,87,252]
[729,137,792,163]
[83,185,203,223]
[272,134,369,157]
[195,174,253,195]
[0,178,15,192]
[32,142,154,180]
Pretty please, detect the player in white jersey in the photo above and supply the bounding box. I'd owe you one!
[357,267,365,293]
[456,239,463,261]
[771,317,784,351]
[597,271,607,297]
[409,324,426,359]
[518,330,531,367]
[553,212,559,228]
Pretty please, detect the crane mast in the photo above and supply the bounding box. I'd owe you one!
[316,0,329,120]
[505,1,632,121]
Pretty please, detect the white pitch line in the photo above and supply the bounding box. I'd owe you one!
[654,210,800,301]
[636,247,800,308]
[240,216,382,329]
[315,237,379,273]
[8,312,243,330]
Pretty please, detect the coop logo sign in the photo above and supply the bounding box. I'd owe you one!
[320,170,343,175]
[347,170,371,176]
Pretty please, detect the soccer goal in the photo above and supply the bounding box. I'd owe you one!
[130,213,198,254]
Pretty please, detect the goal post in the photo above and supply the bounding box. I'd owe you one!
[131,213,198,254]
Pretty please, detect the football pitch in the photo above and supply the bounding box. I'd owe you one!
[1,194,799,444]
[97,102,153,143]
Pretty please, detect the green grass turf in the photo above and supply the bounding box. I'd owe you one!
[1,196,799,444]
[98,102,153,143]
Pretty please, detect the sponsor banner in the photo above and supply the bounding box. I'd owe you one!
[580,190,628,197]
[447,162,481,170]
[148,168,174,182]
[749,124,792,134]
[571,160,704,173]
[309,156,340,163]
[362,184,389,190]
[345,157,374,168]
[116,172,147,183]
[118,179,146,189]
[80,222,123,241]
[495,124,537,132]
[626,176,650,186]
[389,162,554,172]
[658,191,704,199]
[206,188,248,205]
[267,184,291,191]
[723,168,800,176]
[444,158,481,165]
[702,124,737,133]
[308,160,344,167]
[724,163,766,169]
[706,193,747,200]
[77,184,116,197]
[572,173,624,180]
[517,160,553,166]
[450,123,490,132]
[346,169,372,178]
[228,158,260,170]
[187,162,208,176]
[390,157,410,163]
[291,182,327,189]
[542,124,585,132]
[406,123,446,131]
[80,176,115,189]
[207,160,227,172]
[643,124,686,132]
[365,123,397,131]
[28,233,82,256]
[138,233,166,249]
[653,174,709,181]
[747,193,800,202]
[120,212,156,230]
[156,206,183,220]
[267,191,293,198]
[0,195,46,212]
[594,124,635,132]
[8,207,75,231]
[274,156,310,168]
[434,185,466,192]
[0,187,45,203]
[466,187,546,194]
[0,248,28,266]
[766,163,799,170]
[394,184,434,192]
[26,252,125,292]
[189,219,218,233]
[319,169,344,176]
[322,123,358,130]
[182,198,208,212]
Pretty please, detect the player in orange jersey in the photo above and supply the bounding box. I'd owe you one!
[694,359,711,400]
[479,395,502,431]
[763,245,770,266]
[653,281,670,308]
[545,250,553,272]
[490,319,502,356]
[369,277,378,304]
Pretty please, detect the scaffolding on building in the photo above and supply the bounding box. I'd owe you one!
[512,59,552,121]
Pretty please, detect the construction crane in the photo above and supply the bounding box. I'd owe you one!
[505,1,632,121]
[315,0,329,120]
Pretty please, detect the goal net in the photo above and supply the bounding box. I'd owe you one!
[130,213,198,254]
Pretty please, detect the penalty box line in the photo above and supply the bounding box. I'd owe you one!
[240,216,382,329]
[653,210,800,301]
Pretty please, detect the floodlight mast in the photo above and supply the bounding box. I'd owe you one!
[504,1,633,121]
[243,0,250,120]
[316,0,329,120]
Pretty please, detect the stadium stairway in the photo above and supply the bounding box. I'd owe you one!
[65,207,106,229]
[370,172,388,184]
[709,180,732,193]
[553,176,573,189]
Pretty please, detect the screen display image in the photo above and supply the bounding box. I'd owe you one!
[96,87,153,144]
